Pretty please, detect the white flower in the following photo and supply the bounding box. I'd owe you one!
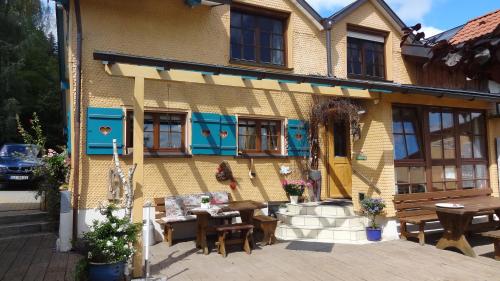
[111,223,117,228]
[113,236,117,241]
[124,244,129,249]
[106,241,113,247]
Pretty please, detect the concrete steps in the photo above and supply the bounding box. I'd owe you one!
[0,210,57,239]
[275,202,369,243]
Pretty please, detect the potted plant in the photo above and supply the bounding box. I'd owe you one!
[360,198,386,241]
[282,180,309,204]
[82,204,140,281]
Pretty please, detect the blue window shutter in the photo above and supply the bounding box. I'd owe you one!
[87,107,124,155]
[220,115,237,156]
[287,119,310,157]
[191,112,221,155]
[66,110,71,153]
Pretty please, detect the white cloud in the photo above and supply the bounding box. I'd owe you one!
[306,0,356,12]
[420,26,444,37]
[385,0,432,23]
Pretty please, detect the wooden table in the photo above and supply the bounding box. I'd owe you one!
[421,196,500,257]
[190,200,266,255]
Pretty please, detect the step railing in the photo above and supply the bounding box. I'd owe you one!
[352,168,381,194]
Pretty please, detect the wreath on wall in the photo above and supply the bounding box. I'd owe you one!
[309,97,362,170]
[216,161,237,189]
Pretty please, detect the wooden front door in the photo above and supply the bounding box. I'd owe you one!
[328,118,353,198]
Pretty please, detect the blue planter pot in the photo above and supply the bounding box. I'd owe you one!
[88,262,124,281]
[366,227,382,241]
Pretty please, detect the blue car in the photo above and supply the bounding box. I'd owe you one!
[0,144,40,186]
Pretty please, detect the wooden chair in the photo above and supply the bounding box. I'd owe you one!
[253,215,278,245]
[393,188,494,245]
[215,223,254,257]
[481,230,500,261]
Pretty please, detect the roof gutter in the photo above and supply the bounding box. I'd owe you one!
[93,51,500,101]
[72,0,83,245]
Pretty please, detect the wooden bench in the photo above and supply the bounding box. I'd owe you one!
[394,188,494,245]
[154,192,239,246]
[216,223,254,257]
[481,230,500,260]
[253,215,278,245]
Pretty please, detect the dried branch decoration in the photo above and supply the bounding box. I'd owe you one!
[309,98,361,170]
[112,139,137,219]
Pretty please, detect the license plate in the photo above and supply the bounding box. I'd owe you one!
[10,175,29,180]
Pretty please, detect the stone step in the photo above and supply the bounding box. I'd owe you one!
[0,221,57,238]
[0,231,55,242]
[0,210,49,225]
[276,223,367,243]
[286,203,355,216]
[278,212,367,228]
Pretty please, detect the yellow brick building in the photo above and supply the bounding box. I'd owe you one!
[57,0,500,247]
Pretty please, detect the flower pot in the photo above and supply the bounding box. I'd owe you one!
[290,195,299,204]
[366,227,382,241]
[88,262,124,281]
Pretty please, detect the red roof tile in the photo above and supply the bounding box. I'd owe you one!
[450,9,500,45]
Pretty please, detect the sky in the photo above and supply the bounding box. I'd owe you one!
[307,0,500,37]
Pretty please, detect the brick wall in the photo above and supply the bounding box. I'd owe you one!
[63,0,499,217]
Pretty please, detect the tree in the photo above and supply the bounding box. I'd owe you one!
[0,0,63,148]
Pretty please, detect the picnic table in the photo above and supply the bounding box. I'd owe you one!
[421,196,500,257]
[190,200,266,255]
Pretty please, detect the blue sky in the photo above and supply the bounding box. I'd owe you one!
[307,0,499,37]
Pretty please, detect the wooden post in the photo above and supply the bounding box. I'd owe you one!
[132,76,145,277]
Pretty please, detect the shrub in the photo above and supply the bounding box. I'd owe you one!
[83,204,141,264]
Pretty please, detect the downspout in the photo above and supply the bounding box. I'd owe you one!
[72,0,83,245]
[324,19,334,77]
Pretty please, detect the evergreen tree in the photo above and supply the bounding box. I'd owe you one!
[0,0,62,148]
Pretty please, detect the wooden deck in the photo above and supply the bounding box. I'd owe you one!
[0,233,81,281]
[1,232,499,280]
[150,233,500,281]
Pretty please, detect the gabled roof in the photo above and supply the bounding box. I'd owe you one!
[328,0,406,34]
[449,9,500,45]
[289,0,325,30]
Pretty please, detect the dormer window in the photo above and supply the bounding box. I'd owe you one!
[347,30,386,80]
[230,7,287,67]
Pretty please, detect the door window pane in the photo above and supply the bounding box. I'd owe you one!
[430,138,443,159]
[334,120,348,157]
[444,166,456,180]
[394,135,406,160]
[473,137,484,158]
[476,164,487,178]
[144,114,154,149]
[442,113,453,130]
[460,135,473,158]
[472,112,484,134]
[461,165,474,180]
[443,136,455,159]
[432,166,444,182]
[395,167,409,184]
[410,167,426,183]
[429,112,441,132]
